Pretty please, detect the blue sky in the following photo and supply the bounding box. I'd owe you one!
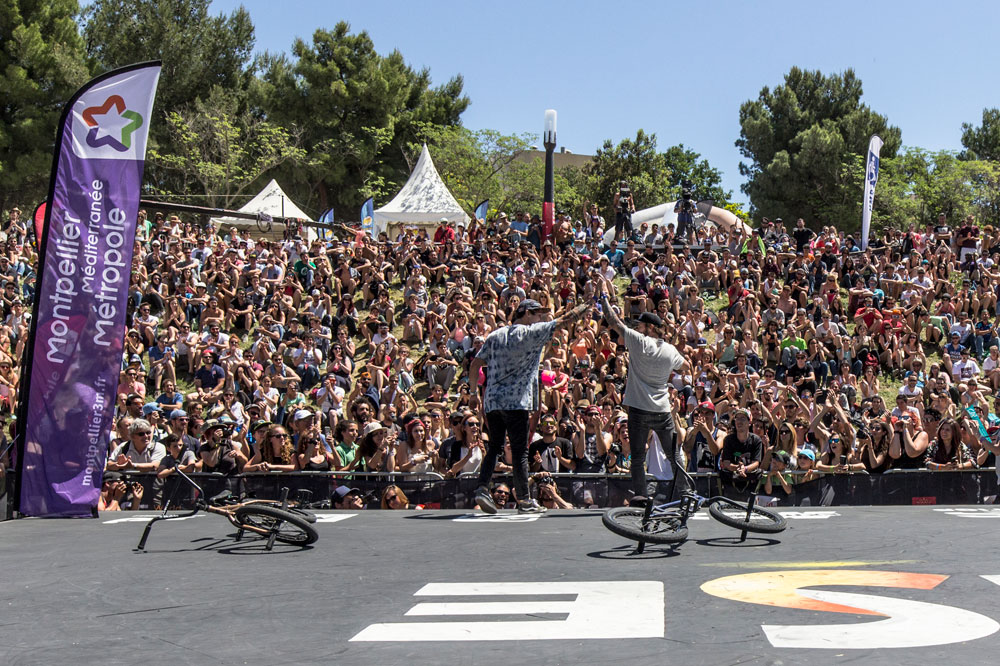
[212,0,1000,206]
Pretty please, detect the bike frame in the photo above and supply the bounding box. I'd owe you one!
[638,464,761,548]
[135,468,301,551]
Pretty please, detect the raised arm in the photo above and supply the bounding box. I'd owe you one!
[596,276,626,336]
[552,303,590,332]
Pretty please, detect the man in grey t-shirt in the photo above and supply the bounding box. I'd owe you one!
[598,277,688,505]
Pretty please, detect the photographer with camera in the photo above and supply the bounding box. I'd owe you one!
[531,472,574,509]
[198,418,248,476]
[98,471,145,511]
[613,180,635,243]
[673,180,697,244]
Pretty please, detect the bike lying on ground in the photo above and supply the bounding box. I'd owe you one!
[603,466,785,551]
[136,468,319,551]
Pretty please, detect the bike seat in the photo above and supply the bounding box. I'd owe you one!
[208,489,232,505]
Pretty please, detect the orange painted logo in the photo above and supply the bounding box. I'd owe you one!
[701,570,947,615]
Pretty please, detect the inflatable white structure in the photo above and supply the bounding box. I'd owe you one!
[600,200,750,247]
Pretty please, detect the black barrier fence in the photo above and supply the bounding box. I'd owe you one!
[4,468,994,517]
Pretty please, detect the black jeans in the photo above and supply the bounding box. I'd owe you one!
[479,409,531,500]
[626,406,690,499]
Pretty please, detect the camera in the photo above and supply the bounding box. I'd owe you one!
[538,476,555,486]
[679,179,695,213]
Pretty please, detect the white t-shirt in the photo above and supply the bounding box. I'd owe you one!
[645,432,675,481]
[620,326,685,413]
[952,359,980,382]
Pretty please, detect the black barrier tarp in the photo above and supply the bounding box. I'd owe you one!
[5,469,997,517]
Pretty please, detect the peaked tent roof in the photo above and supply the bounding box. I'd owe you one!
[373,144,469,234]
[211,179,317,241]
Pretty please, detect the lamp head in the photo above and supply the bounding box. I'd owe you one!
[543,109,557,147]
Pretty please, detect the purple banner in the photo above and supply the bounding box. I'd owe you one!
[18,63,161,517]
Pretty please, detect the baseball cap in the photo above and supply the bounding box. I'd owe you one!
[362,421,386,438]
[333,485,361,503]
[516,298,543,313]
[637,312,663,327]
[698,401,715,413]
[142,403,162,416]
[168,409,187,420]
[293,409,314,421]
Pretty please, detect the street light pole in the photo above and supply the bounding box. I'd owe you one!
[543,109,557,241]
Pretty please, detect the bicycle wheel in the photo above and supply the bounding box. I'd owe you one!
[238,501,317,524]
[602,507,688,544]
[234,504,319,545]
[708,498,786,534]
[287,507,318,523]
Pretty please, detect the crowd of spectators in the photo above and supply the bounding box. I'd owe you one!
[1,202,1000,510]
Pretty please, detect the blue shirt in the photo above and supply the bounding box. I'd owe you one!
[478,321,557,412]
[604,248,625,268]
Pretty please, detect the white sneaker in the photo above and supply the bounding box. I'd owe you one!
[517,499,547,514]
[475,488,498,514]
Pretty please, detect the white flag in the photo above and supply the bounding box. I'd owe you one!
[860,135,884,250]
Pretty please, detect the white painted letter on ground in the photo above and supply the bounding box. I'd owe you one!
[350,581,663,641]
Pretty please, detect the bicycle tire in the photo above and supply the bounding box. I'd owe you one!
[234,504,319,545]
[239,500,318,524]
[602,507,688,544]
[288,507,318,524]
[708,498,786,533]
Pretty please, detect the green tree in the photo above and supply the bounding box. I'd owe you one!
[146,88,305,209]
[255,22,468,215]
[736,67,901,226]
[83,0,255,114]
[662,143,731,205]
[583,130,671,221]
[583,131,728,221]
[960,108,1000,161]
[907,150,1000,225]
[0,0,89,211]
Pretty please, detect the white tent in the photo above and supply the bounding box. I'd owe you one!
[373,144,469,237]
[211,179,318,241]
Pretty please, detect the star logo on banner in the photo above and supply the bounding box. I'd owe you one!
[82,95,144,151]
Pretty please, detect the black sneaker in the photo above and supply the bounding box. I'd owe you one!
[475,487,498,514]
[517,499,547,514]
[630,495,650,507]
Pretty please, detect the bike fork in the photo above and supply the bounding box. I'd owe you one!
[740,493,757,543]
[636,501,655,554]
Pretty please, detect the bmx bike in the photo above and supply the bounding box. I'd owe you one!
[603,466,785,552]
[135,468,319,551]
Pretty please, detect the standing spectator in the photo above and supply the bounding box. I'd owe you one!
[469,301,588,513]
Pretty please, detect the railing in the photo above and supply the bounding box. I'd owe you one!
[2,468,997,517]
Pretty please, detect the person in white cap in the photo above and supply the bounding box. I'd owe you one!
[469,299,589,514]
[597,276,688,505]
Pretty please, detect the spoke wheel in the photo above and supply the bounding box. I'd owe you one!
[708,498,786,534]
[234,505,319,545]
[602,507,688,544]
